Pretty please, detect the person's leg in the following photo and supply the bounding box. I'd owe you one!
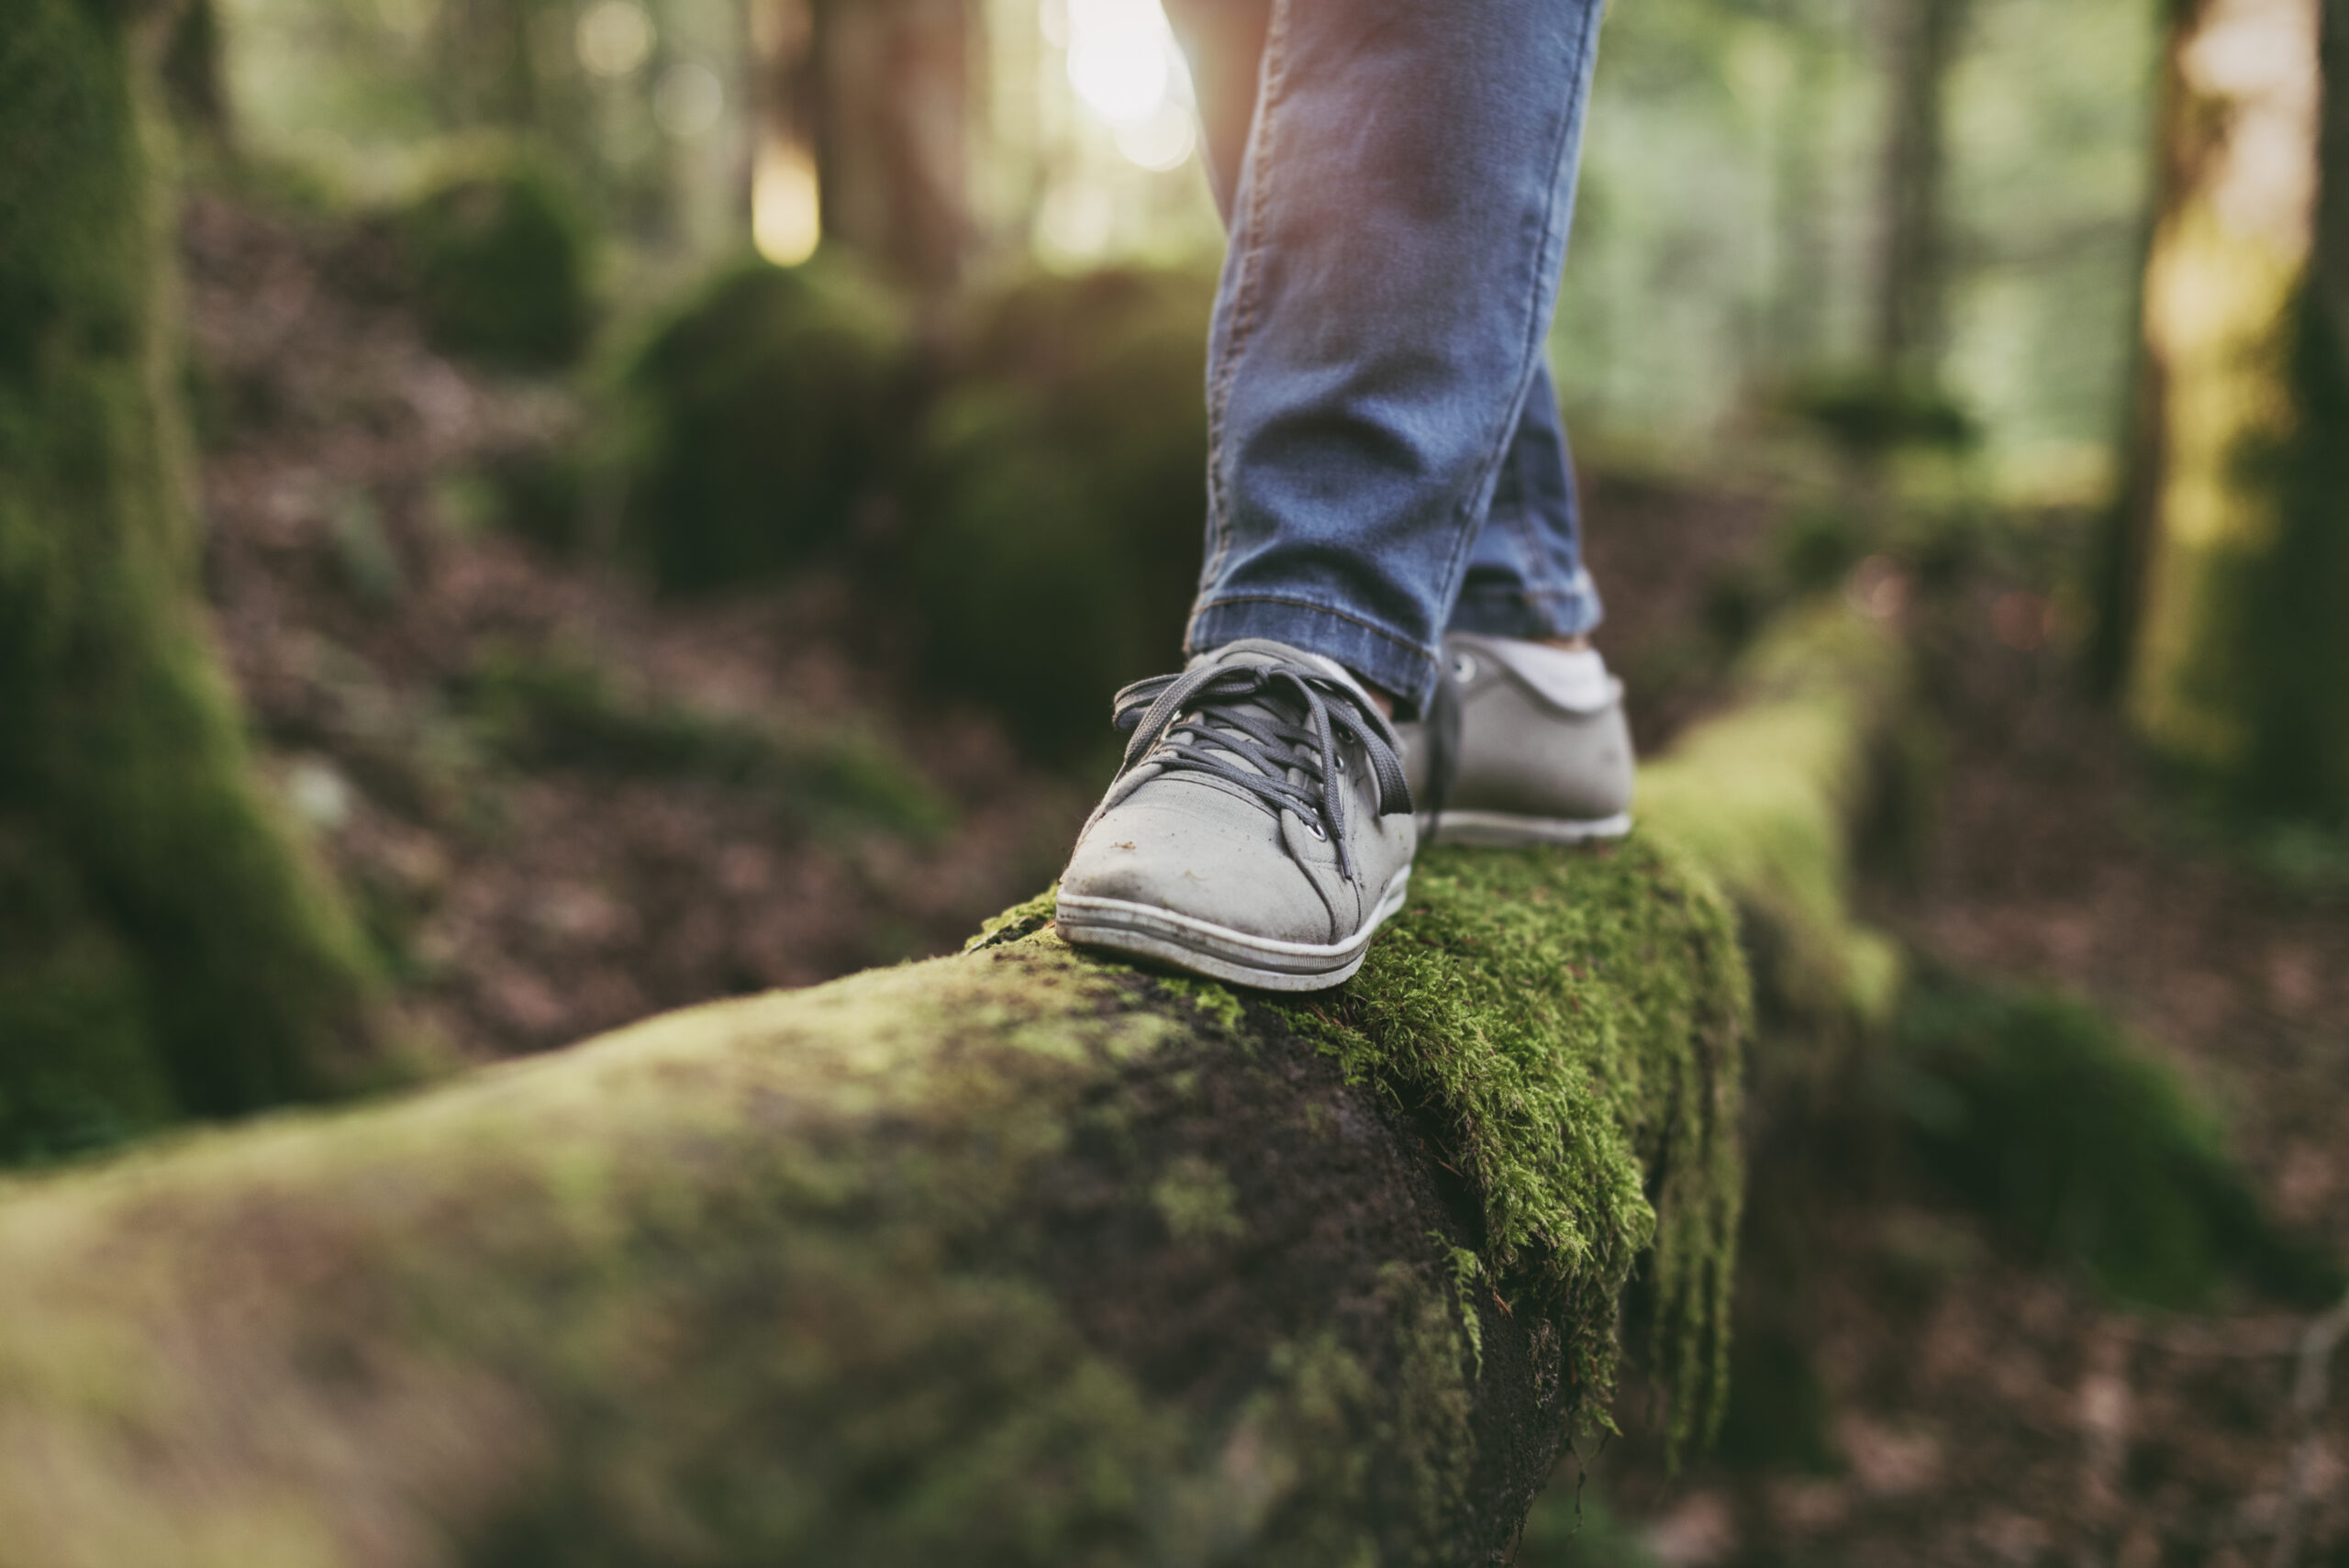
[1167,0,1603,659]
[1450,360,1605,643]
[1164,0,1607,717]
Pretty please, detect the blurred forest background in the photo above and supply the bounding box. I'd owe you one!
[6,0,2349,1559]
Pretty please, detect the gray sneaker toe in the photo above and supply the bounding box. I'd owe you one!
[1060,783,1340,948]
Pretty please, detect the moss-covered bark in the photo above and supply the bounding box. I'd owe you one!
[0,0,381,1160]
[0,841,1734,1568]
[2121,0,2349,813]
[0,607,1909,1566]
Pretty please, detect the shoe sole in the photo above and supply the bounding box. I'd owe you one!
[1055,866,1413,993]
[1418,810,1633,847]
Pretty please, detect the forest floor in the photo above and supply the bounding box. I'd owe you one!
[184,189,2349,1567]
[1581,539,2349,1563]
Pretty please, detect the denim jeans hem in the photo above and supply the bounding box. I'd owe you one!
[1447,576,1605,641]
[1187,595,1440,718]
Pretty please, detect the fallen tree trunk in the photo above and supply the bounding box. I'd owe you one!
[0,609,1904,1568]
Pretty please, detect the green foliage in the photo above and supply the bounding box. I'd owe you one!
[458,640,952,840]
[400,155,595,369]
[906,265,1215,758]
[1889,975,2340,1309]
[1785,372,1980,458]
[618,254,907,593]
[1551,0,2154,470]
[0,0,381,1157]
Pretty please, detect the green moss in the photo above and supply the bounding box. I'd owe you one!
[400,155,595,370]
[618,254,907,593]
[1440,1241,1488,1378]
[0,0,381,1156]
[0,938,1504,1565]
[1640,603,1911,1039]
[1286,839,1748,1459]
[906,266,1216,758]
[0,826,174,1163]
[964,883,1061,952]
[1891,974,2341,1309]
[1152,973,1249,1034]
[1152,1153,1249,1243]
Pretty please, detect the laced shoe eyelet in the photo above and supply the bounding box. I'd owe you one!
[1451,652,1477,683]
[1308,821,1328,840]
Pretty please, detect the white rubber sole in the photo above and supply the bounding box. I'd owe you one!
[1418,809,1633,847]
[1055,867,1413,992]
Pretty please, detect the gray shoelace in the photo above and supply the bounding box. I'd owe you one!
[1110,658,1412,883]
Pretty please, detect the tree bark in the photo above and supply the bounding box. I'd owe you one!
[2121,0,2349,814]
[800,0,976,289]
[0,607,1909,1567]
[1872,0,1969,387]
[0,0,383,1160]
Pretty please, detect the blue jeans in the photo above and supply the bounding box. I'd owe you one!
[1165,0,1607,717]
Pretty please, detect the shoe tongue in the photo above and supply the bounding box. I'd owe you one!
[1191,639,1386,727]
[1174,639,1364,783]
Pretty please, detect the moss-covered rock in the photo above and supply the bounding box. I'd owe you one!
[458,638,953,840]
[1891,974,2341,1310]
[0,0,383,1162]
[618,254,907,593]
[906,266,1216,758]
[400,156,595,371]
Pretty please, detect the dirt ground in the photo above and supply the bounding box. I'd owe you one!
[184,190,2348,1567]
[186,192,1093,1061]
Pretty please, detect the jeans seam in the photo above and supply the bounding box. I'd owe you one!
[1192,593,1438,662]
[1426,3,1601,635]
[1198,0,1289,593]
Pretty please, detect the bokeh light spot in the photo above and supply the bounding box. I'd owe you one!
[576,0,654,79]
[754,141,822,266]
[654,62,725,140]
[1114,103,1196,171]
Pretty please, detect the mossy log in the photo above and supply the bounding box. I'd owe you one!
[0,611,1903,1568]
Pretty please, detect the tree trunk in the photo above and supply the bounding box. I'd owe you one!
[159,0,231,139]
[430,0,543,130]
[1872,0,1969,388]
[0,0,383,1161]
[2121,0,2349,815]
[0,608,1909,1568]
[802,0,975,289]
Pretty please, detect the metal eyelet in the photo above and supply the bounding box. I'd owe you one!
[1451,652,1477,683]
[1334,754,1346,770]
[1308,821,1328,840]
